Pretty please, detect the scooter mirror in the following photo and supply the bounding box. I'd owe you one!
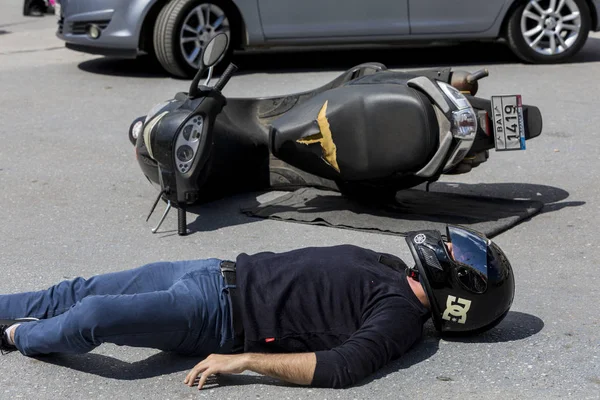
[202,33,229,68]
[189,32,229,98]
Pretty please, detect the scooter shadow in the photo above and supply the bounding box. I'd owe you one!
[162,191,286,235]
[168,182,583,236]
[149,191,285,237]
[427,181,585,215]
[76,37,600,79]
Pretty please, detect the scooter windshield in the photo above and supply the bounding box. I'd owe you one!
[447,226,489,277]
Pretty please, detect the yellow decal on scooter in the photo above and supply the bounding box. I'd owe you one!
[296,101,340,173]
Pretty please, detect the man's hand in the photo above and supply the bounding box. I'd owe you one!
[184,352,316,389]
[184,354,249,389]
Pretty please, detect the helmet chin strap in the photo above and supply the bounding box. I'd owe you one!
[406,266,420,281]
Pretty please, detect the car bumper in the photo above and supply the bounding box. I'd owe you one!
[63,42,138,58]
[56,0,151,57]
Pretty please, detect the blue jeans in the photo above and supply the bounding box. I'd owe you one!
[0,258,235,356]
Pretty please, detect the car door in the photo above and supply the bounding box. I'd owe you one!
[409,0,508,34]
[257,0,409,39]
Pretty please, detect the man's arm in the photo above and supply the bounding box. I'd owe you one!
[184,352,316,389]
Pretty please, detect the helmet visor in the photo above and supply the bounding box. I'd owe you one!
[447,226,489,277]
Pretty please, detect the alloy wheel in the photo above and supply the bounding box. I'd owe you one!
[179,3,231,69]
[520,0,582,56]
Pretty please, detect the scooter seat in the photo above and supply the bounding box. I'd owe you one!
[269,79,440,181]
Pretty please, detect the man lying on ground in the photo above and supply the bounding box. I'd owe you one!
[1,225,514,389]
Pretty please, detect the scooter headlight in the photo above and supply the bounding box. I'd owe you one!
[131,120,144,140]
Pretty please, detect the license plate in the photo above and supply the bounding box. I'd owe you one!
[491,95,526,151]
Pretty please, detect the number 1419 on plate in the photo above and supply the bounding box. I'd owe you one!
[491,95,526,151]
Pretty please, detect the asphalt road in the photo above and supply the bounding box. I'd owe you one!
[1,2,600,399]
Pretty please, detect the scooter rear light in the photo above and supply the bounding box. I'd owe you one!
[479,111,491,136]
[451,108,477,140]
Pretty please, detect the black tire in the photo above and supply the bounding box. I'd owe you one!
[153,0,237,78]
[506,0,591,63]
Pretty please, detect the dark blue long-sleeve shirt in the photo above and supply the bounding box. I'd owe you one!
[235,244,430,388]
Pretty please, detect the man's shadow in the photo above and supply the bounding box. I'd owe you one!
[359,310,544,386]
[34,348,285,387]
[36,311,542,389]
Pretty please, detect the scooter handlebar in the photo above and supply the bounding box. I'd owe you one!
[213,63,238,92]
[466,68,489,84]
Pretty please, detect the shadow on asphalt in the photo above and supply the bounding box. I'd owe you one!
[35,350,290,386]
[77,54,168,79]
[355,311,543,387]
[32,311,542,385]
[34,351,198,380]
[148,191,267,238]
[77,37,600,79]
[35,350,289,386]
[151,182,584,237]
[430,182,586,215]
[441,311,545,344]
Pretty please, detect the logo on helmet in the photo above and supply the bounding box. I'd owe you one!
[414,234,427,244]
[442,295,472,324]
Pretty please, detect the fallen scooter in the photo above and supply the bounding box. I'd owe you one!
[129,33,543,236]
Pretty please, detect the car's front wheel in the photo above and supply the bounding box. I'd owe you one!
[506,0,591,63]
[153,0,236,78]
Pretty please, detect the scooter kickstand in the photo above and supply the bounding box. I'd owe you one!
[152,201,172,233]
[146,190,165,222]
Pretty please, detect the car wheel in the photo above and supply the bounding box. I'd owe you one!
[153,0,235,78]
[506,0,591,63]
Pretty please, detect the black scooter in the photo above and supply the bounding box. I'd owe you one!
[129,33,543,236]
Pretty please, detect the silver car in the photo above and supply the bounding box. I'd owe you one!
[57,0,600,77]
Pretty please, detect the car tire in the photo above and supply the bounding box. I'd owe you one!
[506,0,591,63]
[153,0,236,78]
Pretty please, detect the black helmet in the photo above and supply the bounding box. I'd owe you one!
[405,225,515,335]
